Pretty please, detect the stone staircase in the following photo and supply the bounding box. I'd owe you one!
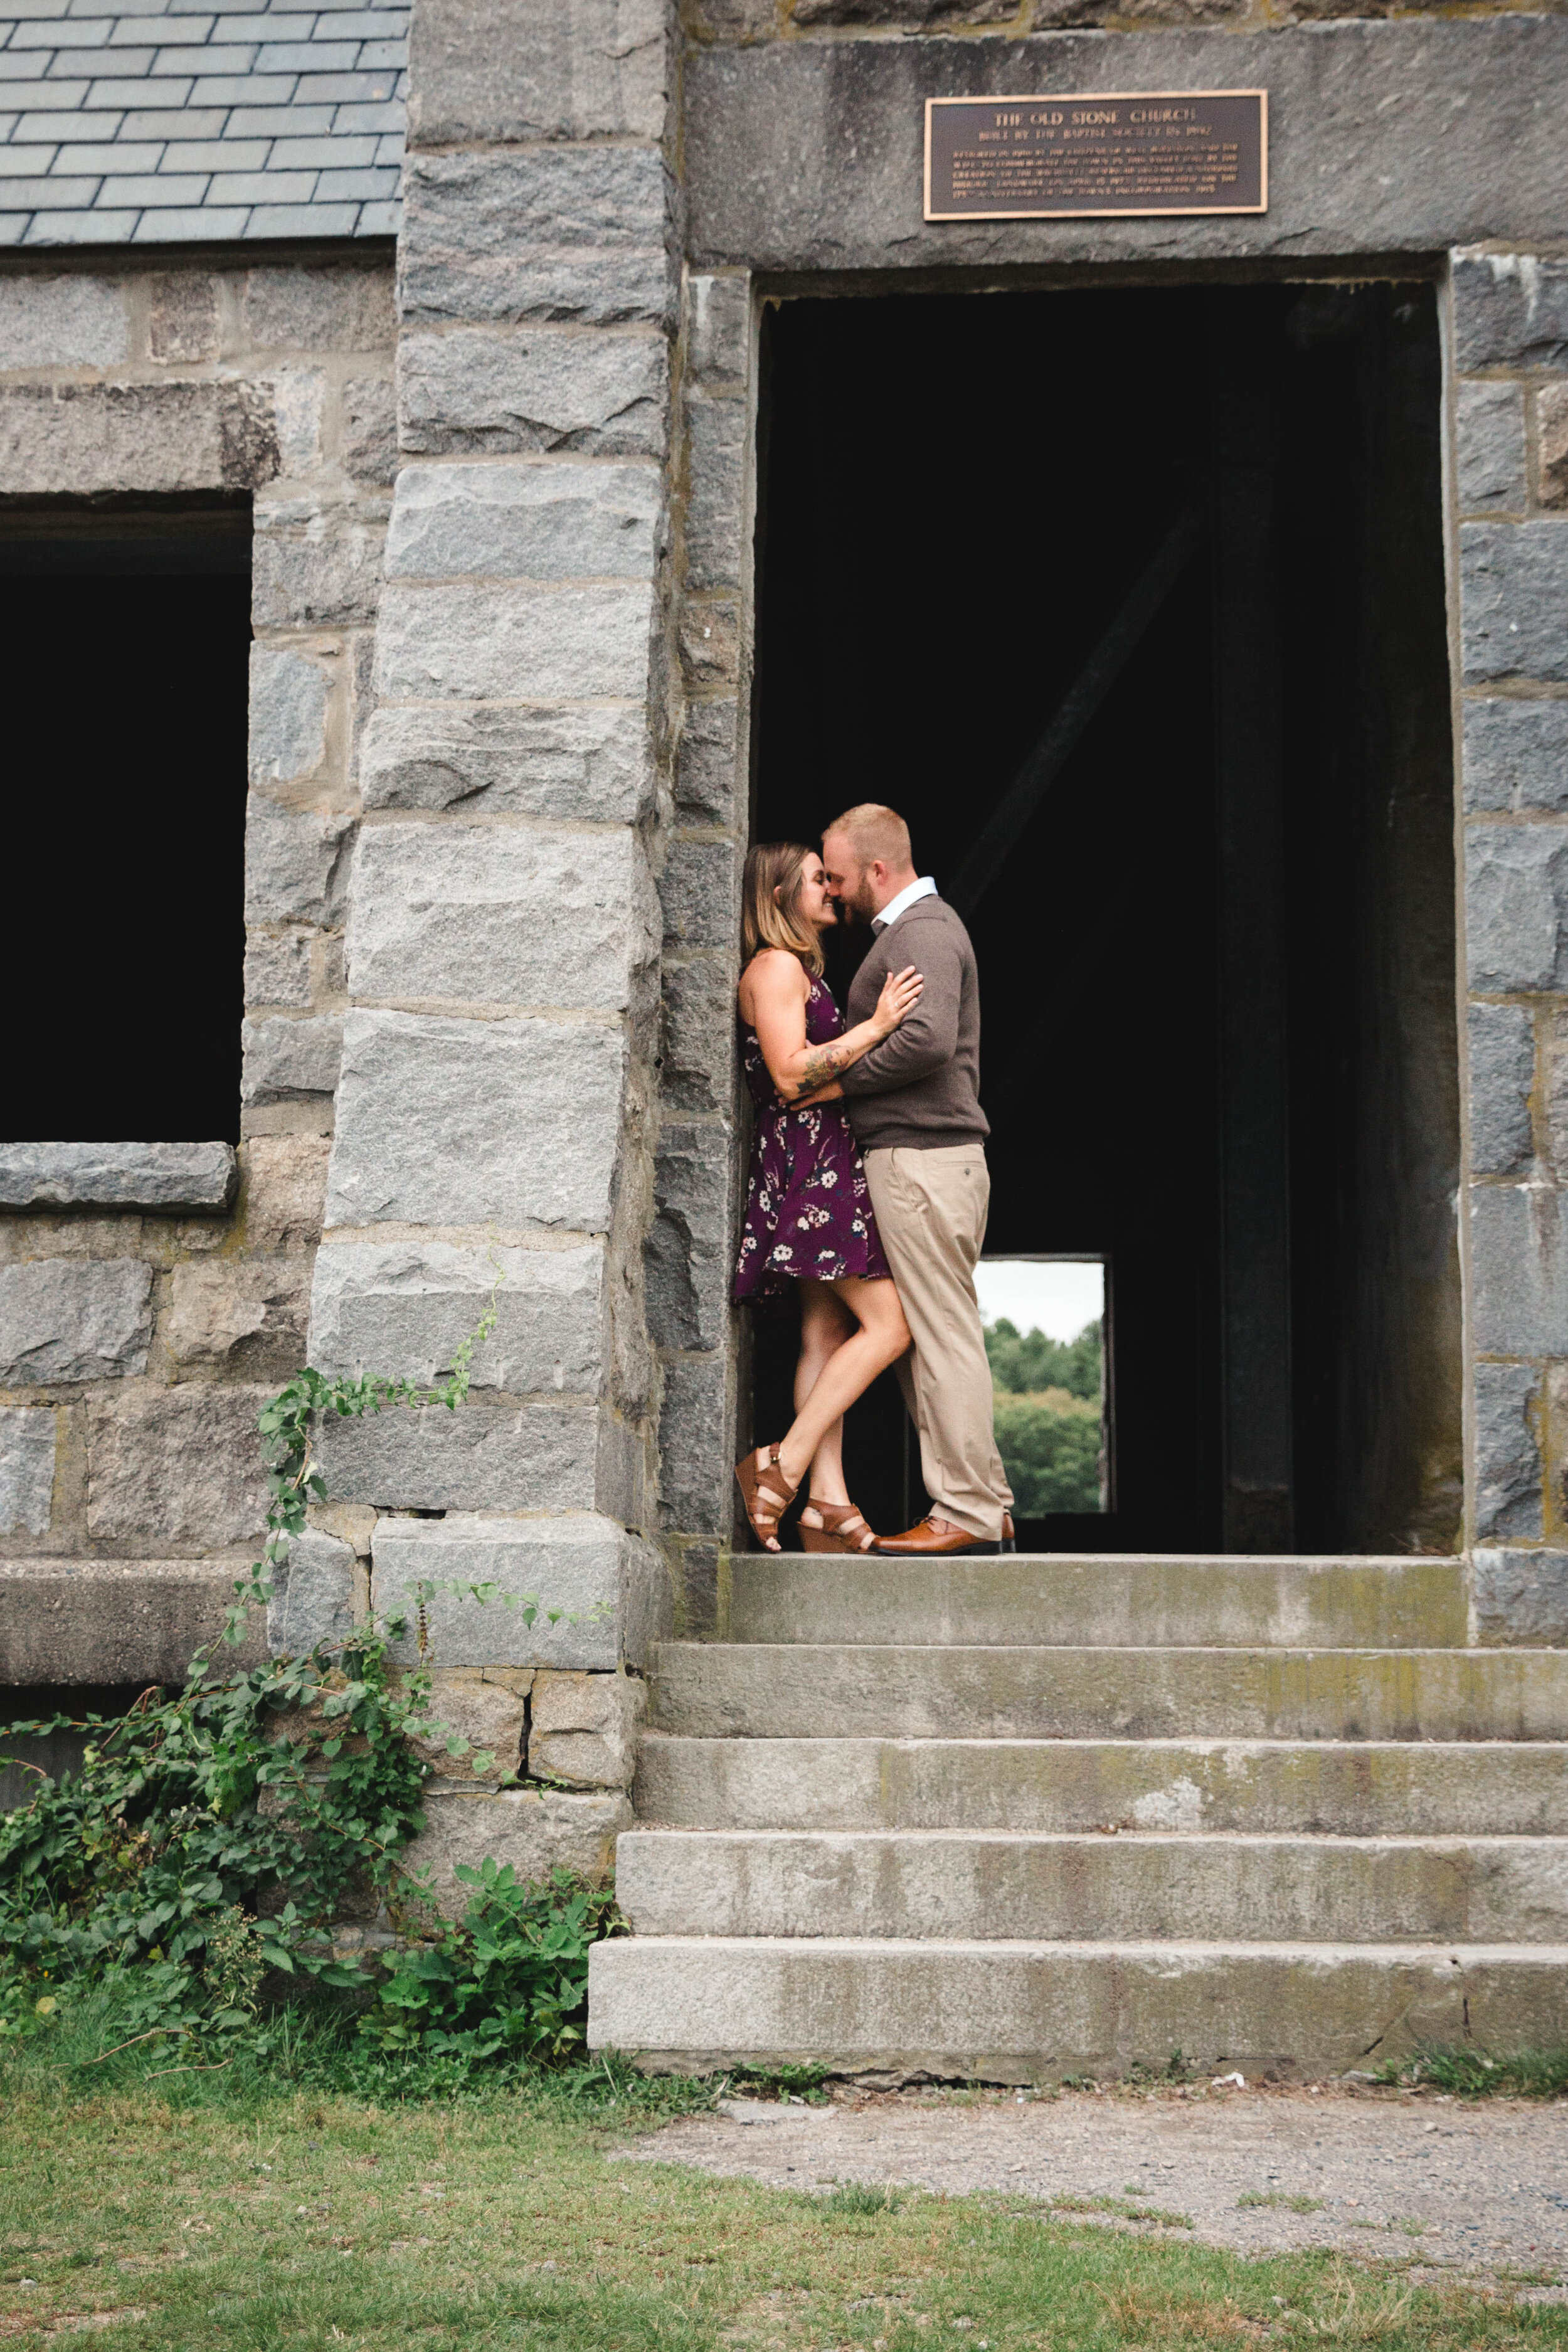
[585,1555,1568,2081]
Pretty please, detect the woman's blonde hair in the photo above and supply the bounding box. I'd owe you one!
[741,840,825,976]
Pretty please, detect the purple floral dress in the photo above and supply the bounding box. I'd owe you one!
[734,971,891,1303]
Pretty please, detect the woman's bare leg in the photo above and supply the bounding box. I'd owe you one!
[773,1276,911,1495]
[793,1283,856,1521]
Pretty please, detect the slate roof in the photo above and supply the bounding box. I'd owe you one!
[0,0,405,246]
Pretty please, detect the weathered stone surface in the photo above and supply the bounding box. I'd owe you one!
[149,272,220,365]
[252,519,384,629]
[687,274,750,384]
[662,837,739,951]
[675,697,738,823]
[647,1125,732,1354]
[0,1408,55,1539]
[411,1670,530,1783]
[373,1513,667,1670]
[347,823,657,1012]
[1468,1001,1535,1177]
[0,274,126,371]
[1473,1547,1568,1646]
[668,1534,723,1640]
[1547,1007,1568,1182]
[1462,697,1568,815]
[375,580,654,702]
[399,327,669,458]
[408,0,666,145]
[680,595,739,685]
[244,793,354,927]
[87,1384,273,1548]
[241,1015,344,1107]
[1473,1361,1543,1544]
[1470,1182,1568,1356]
[268,1527,357,1658]
[166,1260,311,1374]
[386,459,662,583]
[1537,381,1568,512]
[248,646,331,790]
[266,367,327,477]
[657,1350,730,1535]
[310,1240,604,1390]
[530,1665,645,1789]
[343,376,398,487]
[1453,252,1568,373]
[245,933,313,1010]
[0,380,279,497]
[242,264,397,355]
[0,1259,151,1387]
[359,702,654,824]
[0,1561,266,1687]
[1461,521,1568,686]
[326,1011,626,1231]
[1454,380,1527,515]
[400,147,675,330]
[241,1136,331,1253]
[400,1786,629,1917]
[661,957,735,1115]
[316,1401,601,1513]
[0,1143,236,1214]
[1465,824,1568,993]
[684,393,746,592]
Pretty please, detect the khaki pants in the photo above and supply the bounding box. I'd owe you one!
[863,1143,1013,1542]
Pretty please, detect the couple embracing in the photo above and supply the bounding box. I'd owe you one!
[733,802,1015,1560]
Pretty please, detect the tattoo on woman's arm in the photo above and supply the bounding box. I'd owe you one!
[792,1045,848,1100]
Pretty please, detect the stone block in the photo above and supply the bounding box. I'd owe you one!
[1470,1182,1568,1357]
[661,956,735,1115]
[316,1401,601,1514]
[266,367,327,477]
[267,1526,357,1658]
[0,1407,55,1539]
[680,595,738,686]
[385,458,662,583]
[241,263,397,354]
[359,702,654,825]
[529,1666,644,1788]
[647,1123,733,1353]
[657,1350,731,1535]
[684,393,746,592]
[343,375,397,487]
[374,580,655,702]
[687,273,750,384]
[325,1010,626,1231]
[372,1512,668,1670]
[398,326,669,459]
[149,272,220,364]
[0,380,279,498]
[248,645,331,790]
[411,1669,530,1783]
[241,1135,330,1252]
[252,517,384,628]
[1461,521,1568,685]
[675,697,739,824]
[1454,380,1527,515]
[408,0,666,145]
[1547,1007,1568,1181]
[1452,252,1568,373]
[241,1014,344,1107]
[662,837,739,951]
[1473,1360,1543,1542]
[0,1143,236,1214]
[0,1259,152,1386]
[1473,1547,1568,1646]
[245,932,313,1010]
[244,792,354,926]
[0,273,126,371]
[1462,697,1568,815]
[1537,381,1568,511]
[166,1259,310,1374]
[0,1560,266,1687]
[87,1383,274,1548]
[1466,822,1568,993]
[1468,1001,1535,1177]
[398,1786,629,1917]
[400,147,675,331]
[347,822,657,1012]
[309,1239,605,1390]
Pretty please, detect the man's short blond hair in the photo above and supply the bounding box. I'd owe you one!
[824,802,913,871]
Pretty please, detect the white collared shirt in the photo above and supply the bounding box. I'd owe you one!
[871,874,938,934]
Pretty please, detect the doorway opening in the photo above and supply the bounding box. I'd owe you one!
[750,282,1462,1555]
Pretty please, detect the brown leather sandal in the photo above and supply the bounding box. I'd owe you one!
[798,1498,879,1555]
[734,1443,799,1553]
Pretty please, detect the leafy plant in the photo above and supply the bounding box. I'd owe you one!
[1370,2043,1568,2099]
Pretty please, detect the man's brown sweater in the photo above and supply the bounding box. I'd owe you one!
[838,895,988,1153]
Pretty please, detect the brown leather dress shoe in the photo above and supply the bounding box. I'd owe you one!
[873,1515,1001,1557]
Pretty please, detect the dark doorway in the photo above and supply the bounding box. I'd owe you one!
[750,282,1461,1556]
[2,504,252,1145]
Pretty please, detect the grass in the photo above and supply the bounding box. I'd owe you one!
[1370,2048,1568,2101]
[1239,2194,1328,2216]
[0,2011,1565,2351]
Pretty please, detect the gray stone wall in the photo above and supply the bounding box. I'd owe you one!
[1454,250,1568,1647]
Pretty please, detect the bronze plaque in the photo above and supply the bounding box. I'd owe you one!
[924,90,1267,221]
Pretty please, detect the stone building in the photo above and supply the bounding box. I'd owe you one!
[3,0,1568,2075]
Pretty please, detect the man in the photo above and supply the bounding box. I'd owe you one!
[820,802,1015,1558]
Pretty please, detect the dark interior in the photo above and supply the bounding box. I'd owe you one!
[1,504,252,1145]
[750,282,1463,1555]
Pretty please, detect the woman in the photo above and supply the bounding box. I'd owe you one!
[733,841,921,1554]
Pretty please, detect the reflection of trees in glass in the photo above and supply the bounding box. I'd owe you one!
[985,1319,1104,1515]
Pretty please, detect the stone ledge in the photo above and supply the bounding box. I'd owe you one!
[0,1560,267,1688]
[0,1143,238,1215]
